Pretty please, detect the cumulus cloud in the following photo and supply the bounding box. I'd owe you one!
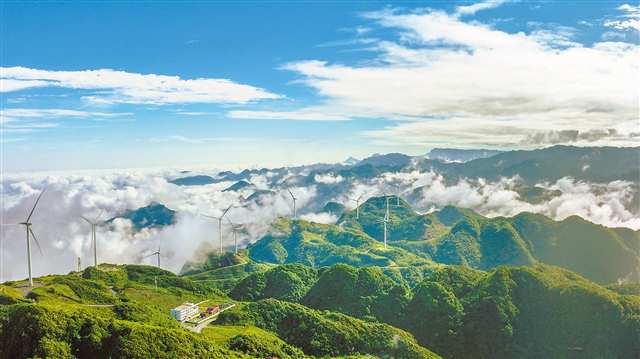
[0,67,281,105]
[234,5,639,148]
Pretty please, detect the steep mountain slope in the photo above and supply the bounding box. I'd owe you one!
[228,263,640,359]
[218,298,439,358]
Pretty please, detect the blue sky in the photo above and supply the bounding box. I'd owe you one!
[1,0,638,172]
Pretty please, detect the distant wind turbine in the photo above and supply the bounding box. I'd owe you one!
[227,218,244,255]
[350,194,364,219]
[145,245,161,268]
[80,210,104,268]
[380,194,390,249]
[287,189,297,219]
[203,204,233,254]
[3,189,46,287]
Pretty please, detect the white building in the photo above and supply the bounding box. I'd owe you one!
[170,303,199,322]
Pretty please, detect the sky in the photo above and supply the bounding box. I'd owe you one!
[1,0,639,172]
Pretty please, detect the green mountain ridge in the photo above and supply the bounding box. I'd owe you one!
[245,197,639,284]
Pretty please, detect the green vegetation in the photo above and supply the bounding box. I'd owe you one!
[248,217,433,269]
[107,203,176,230]
[218,299,439,358]
[230,264,317,302]
[202,325,305,359]
[231,262,639,359]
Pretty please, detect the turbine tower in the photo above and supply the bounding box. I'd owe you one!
[380,194,390,249]
[13,190,46,287]
[350,194,364,219]
[227,218,243,254]
[203,204,233,254]
[287,189,297,219]
[80,211,104,268]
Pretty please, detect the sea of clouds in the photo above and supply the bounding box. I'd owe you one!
[1,166,638,282]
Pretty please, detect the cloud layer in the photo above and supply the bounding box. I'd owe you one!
[2,165,637,282]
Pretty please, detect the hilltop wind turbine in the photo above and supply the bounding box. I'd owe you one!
[287,189,297,219]
[80,211,104,268]
[379,194,390,249]
[227,218,244,255]
[350,194,364,219]
[145,245,161,268]
[203,204,233,254]
[4,189,46,287]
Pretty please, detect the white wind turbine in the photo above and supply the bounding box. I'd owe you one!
[203,204,233,254]
[378,194,390,249]
[227,218,244,255]
[145,245,161,268]
[394,186,401,206]
[350,194,364,220]
[3,190,46,287]
[287,189,297,219]
[80,211,104,268]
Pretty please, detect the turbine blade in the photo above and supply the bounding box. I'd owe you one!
[96,209,104,222]
[226,217,234,226]
[221,204,233,218]
[26,189,46,222]
[29,228,44,256]
[201,214,217,219]
[80,215,93,224]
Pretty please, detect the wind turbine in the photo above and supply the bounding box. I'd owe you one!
[227,218,244,255]
[80,210,104,268]
[145,246,161,268]
[350,194,364,219]
[379,194,390,249]
[203,204,233,254]
[10,189,46,287]
[287,189,297,219]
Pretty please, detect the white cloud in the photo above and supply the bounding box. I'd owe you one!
[0,67,281,105]
[604,3,640,31]
[239,7,639,148]
[0,108,131,134]
[455,0,510,17]
[300,212,338,224]
[314,173,344,184]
